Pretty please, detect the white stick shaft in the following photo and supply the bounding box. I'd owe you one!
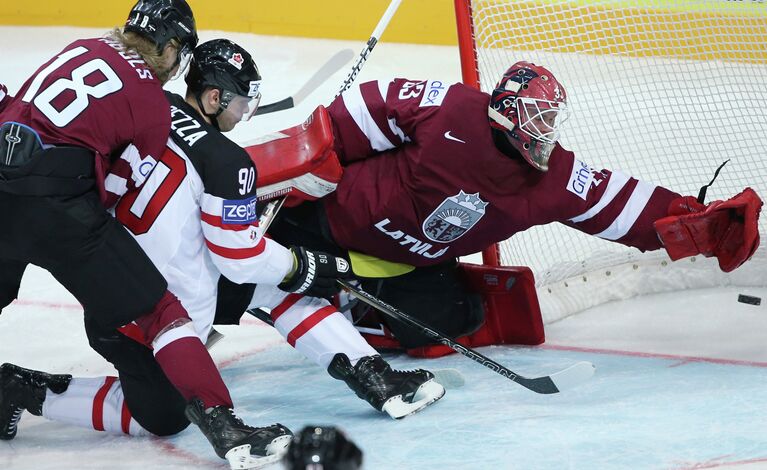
[337,0,404,96]
[371,0,404,39]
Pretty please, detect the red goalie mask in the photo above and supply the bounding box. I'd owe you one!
[489,61,569,171]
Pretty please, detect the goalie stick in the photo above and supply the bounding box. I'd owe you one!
[337,0,403,95]
[337,280,596,394]
[254,48,355,116]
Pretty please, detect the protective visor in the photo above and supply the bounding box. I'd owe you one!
[169,43,194,81]
[220,81,262,121]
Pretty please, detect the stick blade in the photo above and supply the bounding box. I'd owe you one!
[548,361,596,392]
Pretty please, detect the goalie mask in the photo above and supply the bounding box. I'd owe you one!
[186,39,262,128]
[489,61,569,171]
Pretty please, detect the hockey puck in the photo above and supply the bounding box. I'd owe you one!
[737,294,762,306]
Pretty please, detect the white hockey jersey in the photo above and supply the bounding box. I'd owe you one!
[112,93,293,339]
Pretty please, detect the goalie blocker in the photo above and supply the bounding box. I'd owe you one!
[244,105,342,206]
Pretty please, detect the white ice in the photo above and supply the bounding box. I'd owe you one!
[1,26,766,470]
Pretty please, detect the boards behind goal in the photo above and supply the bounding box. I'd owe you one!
[453,0,767,322]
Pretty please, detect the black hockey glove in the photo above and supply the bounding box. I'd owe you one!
[279,247,352,298]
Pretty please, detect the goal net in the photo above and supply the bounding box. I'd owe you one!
[454,0,767,323]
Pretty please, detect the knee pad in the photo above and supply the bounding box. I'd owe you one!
[135,409,190,437]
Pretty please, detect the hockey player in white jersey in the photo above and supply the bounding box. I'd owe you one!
[1,39,443,469]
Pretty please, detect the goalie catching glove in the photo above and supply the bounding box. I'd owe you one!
[279,247,352,298]
[654,187,762,273]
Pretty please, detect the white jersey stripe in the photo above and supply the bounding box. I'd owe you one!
[104,173,128,198]
[388,117,406,143]
[377,80,389,103]
[342,85,394,152]
[203,227,260,250]
[200,193,225,216]
[129,164,171,218]
[152,321,199,353]
[569,171,631,223]
[118,144,156,186]
[595,180,657,241]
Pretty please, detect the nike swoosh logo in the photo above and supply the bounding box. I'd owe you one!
[444,131,466,144]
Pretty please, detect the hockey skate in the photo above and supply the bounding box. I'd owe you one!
[185,398,293,470]
[0,363,71,440]
[328,353,445,419]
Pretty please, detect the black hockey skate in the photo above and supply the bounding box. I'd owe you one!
[0,363,71,440]
[185,398,293,469]
[328,354,445,419]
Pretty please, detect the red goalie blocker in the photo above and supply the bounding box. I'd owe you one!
[244,105,343,205]
[406,263,545,358]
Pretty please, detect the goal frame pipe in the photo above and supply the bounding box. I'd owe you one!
[454,0,501,266]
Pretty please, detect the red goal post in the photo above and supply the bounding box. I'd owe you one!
[453,0,767,322]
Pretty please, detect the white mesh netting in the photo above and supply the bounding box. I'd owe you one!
[459,0,767,322]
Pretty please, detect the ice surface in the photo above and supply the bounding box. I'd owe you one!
[1,26,766,470]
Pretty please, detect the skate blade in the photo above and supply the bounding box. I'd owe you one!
[382,378,445,420]
[224,435,292,470]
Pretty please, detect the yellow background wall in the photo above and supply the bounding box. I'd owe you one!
[0,1,459,45]
[3,1,764,61]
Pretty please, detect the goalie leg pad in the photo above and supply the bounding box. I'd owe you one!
[407,263,544,358]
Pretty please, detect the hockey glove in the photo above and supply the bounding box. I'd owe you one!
[654,187,762,273]
[279,247,352,298]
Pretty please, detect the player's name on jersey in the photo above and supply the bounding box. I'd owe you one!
[98,37,155,81]
[170,104,208,147]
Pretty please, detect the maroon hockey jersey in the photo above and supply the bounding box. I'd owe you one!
[323,79,681,266]
[0,37,170,206]
[0,84,9,114]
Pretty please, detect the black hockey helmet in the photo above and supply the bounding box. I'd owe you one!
[284,426,363,470]
[186,39,262,122]
[124,0,198,58]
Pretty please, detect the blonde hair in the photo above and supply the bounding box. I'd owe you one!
[106,28,179,83]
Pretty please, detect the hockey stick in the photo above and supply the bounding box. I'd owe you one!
[337,0,403,96]
[254,48,355,116]
[255,0,401,114]
[242,307,466,389]
[337,279,596,394]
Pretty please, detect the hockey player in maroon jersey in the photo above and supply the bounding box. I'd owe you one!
[0,39,443,469]
[0,2,300,468]
[0,84,9,113]
[268,61,762,350]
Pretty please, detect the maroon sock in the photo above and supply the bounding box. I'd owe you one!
[153,335,233,409]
